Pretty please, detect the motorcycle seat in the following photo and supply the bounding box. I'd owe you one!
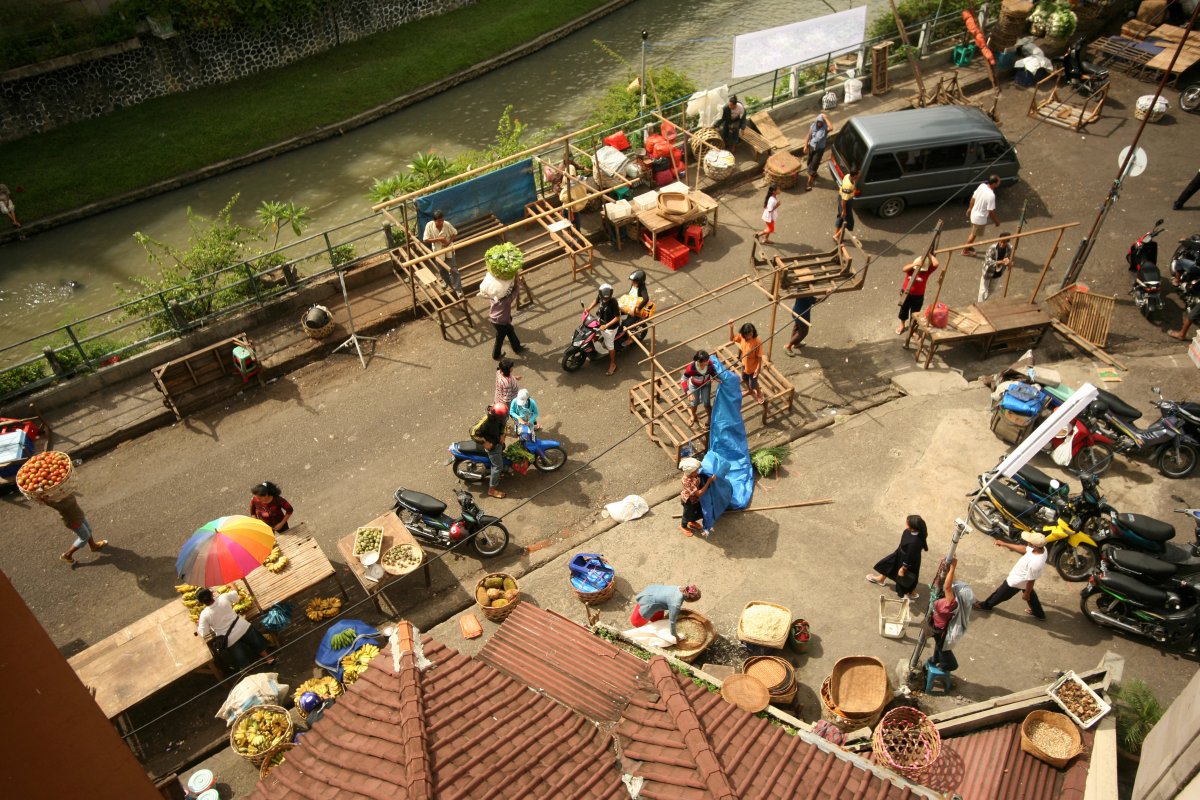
[1137,262,1161,283]
[1099,570,1170,607]
[396,489,446,517]
[1108,548,1176,579]
[991,481,1041,519]
[1016,465,1064,496]
[1119,512,1175,543]
[1095,388,1142,421]
[453,440,488,457]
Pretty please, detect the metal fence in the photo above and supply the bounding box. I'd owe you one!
[0,6,982,405]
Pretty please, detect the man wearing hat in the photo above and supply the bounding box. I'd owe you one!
[973,531,1048,619]
[678,457,716,537]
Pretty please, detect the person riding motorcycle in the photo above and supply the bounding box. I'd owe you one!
[472,402,509,499]
[1169,256,1200,340]
[584,284,623,376]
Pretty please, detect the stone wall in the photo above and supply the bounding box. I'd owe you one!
[0,0,474,142]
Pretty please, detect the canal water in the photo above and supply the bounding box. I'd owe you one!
[0,0,875,347]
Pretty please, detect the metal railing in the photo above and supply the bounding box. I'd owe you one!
[0,7,983,404]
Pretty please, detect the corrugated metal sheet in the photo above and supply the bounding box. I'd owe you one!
[477,603,655,724]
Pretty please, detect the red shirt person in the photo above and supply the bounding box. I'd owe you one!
[896,254,940,334]
[249,481,293,532]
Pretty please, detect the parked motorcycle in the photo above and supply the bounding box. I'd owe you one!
[1181,81,1200,113]
[561,305,647,372]
[391,487,509,557]
[448,427,567,483]
[968,469,1108,544]
[1047,417,1117,475]
[1058,39,1110,96]
[1080,564,1200,652]
[1100,547,1200,595]
[1126,218,1166,319]
[1084,388,1200,478]
[1006,463,1071,508]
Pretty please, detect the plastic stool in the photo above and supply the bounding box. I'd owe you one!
[925,659,953,695]
[231,345,261,384]
[684,224,705,253]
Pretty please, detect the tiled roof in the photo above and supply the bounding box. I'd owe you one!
[248,623,626,800]
[477,603,656,724]
[615,658,926,800]
[920,720,1093,800]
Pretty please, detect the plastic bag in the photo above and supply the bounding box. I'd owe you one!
[821,91,838,110]
[215,673,289,726]
[479,272,513,301]
[623,619,676,648]
[1052,435,1075,466]
[843,70,863,104]
[605,494,649,522]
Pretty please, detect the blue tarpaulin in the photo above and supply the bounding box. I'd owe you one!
[700,356,754,529]
[415,159,537,233]
[315,619,380,680]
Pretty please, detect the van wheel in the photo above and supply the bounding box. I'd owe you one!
[877,197,906,218]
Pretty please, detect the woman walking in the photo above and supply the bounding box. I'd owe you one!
[756,185,781,244]
[867,514,929,599]
[249,481,293,532]
[494,358,521,406]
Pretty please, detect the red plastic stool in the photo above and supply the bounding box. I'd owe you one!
[683,225,705,253]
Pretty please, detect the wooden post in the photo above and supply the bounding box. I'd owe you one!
[1002,200,1028,298]
[649,326,657,440]
[886,0,926,96]
[1030,227,1066,303]
[929,249,955,312]
[767,266,782,363]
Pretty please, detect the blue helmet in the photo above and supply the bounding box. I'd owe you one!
[298,691,323,714]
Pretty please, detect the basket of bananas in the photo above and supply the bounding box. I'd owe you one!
[262,545,289,574]
[231,704,293,765]
[292,676,343,721]
[305,596,342,621]
[259,742,296,781]
[340,643,380,685]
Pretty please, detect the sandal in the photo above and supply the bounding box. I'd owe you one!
[866,575,886,586]
[680,526,694,537]
[60,553,75,565]
[89,539,108,552]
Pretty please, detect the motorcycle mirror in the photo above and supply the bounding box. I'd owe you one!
[1155,218,1164,227]
[1152,386,1162,395]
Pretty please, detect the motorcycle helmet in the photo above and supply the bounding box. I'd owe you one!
[598,283,614,299]
[491,402,509,416]
[449,521,468,541]
[629,270,646,284]
[298,691,323,715]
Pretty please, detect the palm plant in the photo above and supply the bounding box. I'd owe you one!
[367,173,421,204]
[256,200,311,249]
[408,153,453,186]
[1111,679,1165,755]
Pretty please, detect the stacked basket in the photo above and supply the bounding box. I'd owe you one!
[764,152,803,189]
[689,127,724,159]
[743,655,797,706]
[820,656,892,732]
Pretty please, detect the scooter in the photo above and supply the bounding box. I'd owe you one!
[1100,547,1200,596]
[1084,388,1200,478]
[561,305,647,372]
[1046,417,1118,475]
[1100,507,1200,565]
[968,469,1109,544]
[391,489,508,556]
[1059,39,1110,96]
[448,425,567,483]
[391,487,510,557]
[1127,218,1166,319]
[1080,564,1200,652]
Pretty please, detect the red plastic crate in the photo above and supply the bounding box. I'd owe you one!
[656,236,690,271]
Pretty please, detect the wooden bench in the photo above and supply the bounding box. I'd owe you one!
[151,333,262,421]
[525,197,595,279]
[392,240,476,340]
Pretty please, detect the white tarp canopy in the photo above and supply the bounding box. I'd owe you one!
[731,7,868,79]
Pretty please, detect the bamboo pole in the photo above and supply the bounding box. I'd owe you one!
[767,266,782,363]
[671,498,833,518]
[372,125,600,211]
[900,220,943,308]
[886,0,926,96]
[931,222,1079,256]
[1030,227,1066,303]
[1002,200,1029,298]
[649,326,657,440]
[648,298,781,363]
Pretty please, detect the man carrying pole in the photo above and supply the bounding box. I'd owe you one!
[904,519,971,688]
[895,221,943,335]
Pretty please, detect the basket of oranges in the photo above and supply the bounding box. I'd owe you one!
[16,451,75,502]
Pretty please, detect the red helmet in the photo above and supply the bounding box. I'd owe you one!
[449,521,468,541]
[492,402,509,416]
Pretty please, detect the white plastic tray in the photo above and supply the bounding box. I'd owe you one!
[1047,670,1111,729]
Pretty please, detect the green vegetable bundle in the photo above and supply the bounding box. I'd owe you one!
[505,442,535,464]
[485,243,524,280]
[750,446,789,478]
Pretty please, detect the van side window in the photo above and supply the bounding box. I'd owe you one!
[978,140,1015,163]
[925,144,968,170]
[865,154,903,183]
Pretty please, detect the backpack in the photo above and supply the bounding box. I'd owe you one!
[470,415,490,443]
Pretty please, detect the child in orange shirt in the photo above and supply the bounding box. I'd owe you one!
[729,321,765,404]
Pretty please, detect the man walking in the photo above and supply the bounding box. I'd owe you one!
[423,210,461,295]
[977,233,1013,302]
[974,531,1048,620]
[39,495,108,566]
[803,113,832,191]
[488,283,523,361]
[963,175,1001,256]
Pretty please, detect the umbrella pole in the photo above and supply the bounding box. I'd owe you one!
[241,578,263,615]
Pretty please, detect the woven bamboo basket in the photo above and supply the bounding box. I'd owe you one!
[744,655,797,705]
[764,152,802,189]
[231,704,293,766]
[572,574,616,605]
[737,600,792,649]
[721,673,771,713]
[669,610,716,663]
[1020,710,1082,768]
[703,149,736,181]
[830,656,889,716]
[820,677,887,731]
[872,706,942,778]
[259,742,297,780]
[476,572,521,622]
[300,305,336,340]
[17,452,75,503]
[690,126,724,158]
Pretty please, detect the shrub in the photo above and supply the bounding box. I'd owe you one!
[0,362,48,399]
[867,0,975,41]
[588,66,697,136]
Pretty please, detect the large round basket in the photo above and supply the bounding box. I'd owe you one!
[872,706,942,778]
[690,126,724,158]
[230,704,293,766]
[668,610,716,663]
[17,452,75,503]
[703,149,736,181]
[259,742,296,781]
[1020,710,1082,768]
[820,677,887,732]
[380,542,424,576]
[744,655,797,705]
[721,673,770,713]
[573,575,616,606]
[475,572,521,622]
[830,655,889,716]
[764,152,802,189]
[300,305,336,340]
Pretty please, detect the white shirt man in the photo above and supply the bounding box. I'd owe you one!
[963,175,1001,255]
[974,531,1048,619]
[422,211,461,295]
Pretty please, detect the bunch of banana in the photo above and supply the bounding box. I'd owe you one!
[176,583,205,621]
[305,596,342,621]
[263,546,289,574]
[340,644,380,685]
[232,707,290,757]
[293,676,342,720]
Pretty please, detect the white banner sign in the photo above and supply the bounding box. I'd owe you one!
[732,7,868,79]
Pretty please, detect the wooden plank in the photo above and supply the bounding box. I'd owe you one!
[242,531,335,613]
[1050,319,1127,370]
[750,110,791,150]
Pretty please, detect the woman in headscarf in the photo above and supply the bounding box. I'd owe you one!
[866,514,929,599]
[508,388,539,435]
[678,457,716,538]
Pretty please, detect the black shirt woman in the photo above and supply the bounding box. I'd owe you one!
[866,514,929,599]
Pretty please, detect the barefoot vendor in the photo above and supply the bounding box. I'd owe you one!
[631,583,701,638]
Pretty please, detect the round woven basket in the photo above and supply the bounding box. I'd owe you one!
[573,574,616,606]
[476,572,521,622]
[820,677,886,731]
[872,706,942,778]
[300,306,336,340]
[380,543,424,576]
[721,673,770,713]
[1020,710,1082,768]
[703,149,736,181]
[743,655,792,692]
[690,126,724,158]
[764,152,802,189]
[230,704,293,766]
[259,742,296,780]
[669,610,716,663]
[17,452,75,503]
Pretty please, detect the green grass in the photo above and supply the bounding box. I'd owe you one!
[1,0,613,223]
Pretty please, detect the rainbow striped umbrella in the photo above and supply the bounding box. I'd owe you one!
[176,515,275,586]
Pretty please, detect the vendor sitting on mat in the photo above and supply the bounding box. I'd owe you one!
[631,583,701,641]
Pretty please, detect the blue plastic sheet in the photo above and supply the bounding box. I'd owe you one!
[314,620,380,680]
[700,357,754,529]
[415,159,537,233]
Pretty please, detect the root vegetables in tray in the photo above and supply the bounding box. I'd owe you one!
[1054,679,1101,722]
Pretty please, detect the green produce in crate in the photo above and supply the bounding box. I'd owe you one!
[484,243,524,280]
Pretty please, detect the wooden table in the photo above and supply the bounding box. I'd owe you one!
[336,511,431,617]
[904,298,1050,368]
[243,529,347,614]
[635,190,720,257]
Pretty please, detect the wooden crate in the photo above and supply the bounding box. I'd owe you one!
[1065,289,1116,348]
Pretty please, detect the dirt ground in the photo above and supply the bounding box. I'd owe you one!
[4,69,1200,791]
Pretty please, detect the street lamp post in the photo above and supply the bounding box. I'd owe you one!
[640,30,649,110]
